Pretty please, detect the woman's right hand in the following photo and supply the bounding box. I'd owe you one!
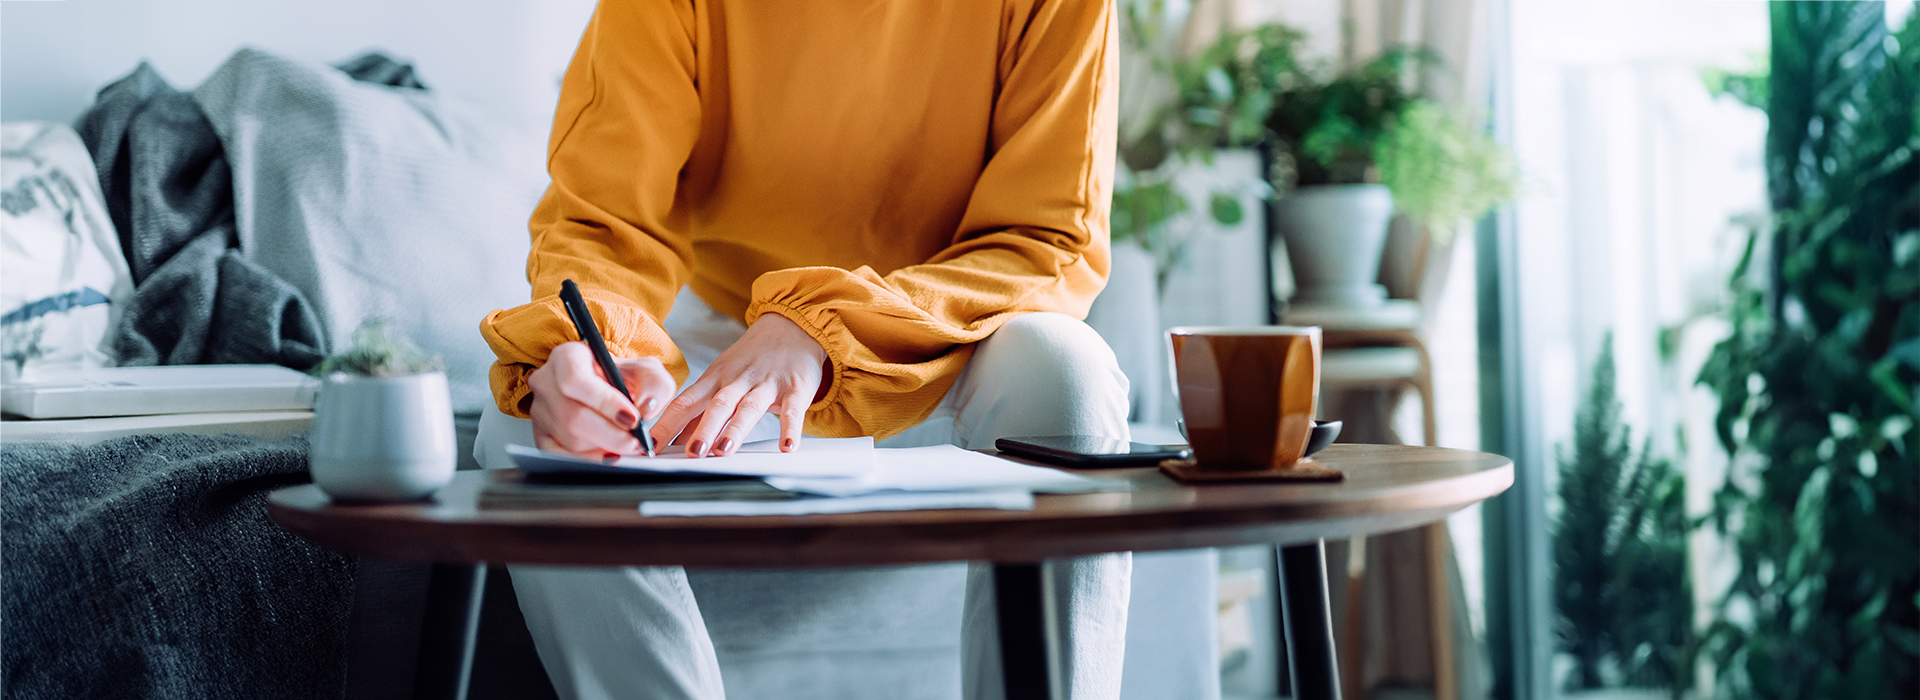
[527,341,678,458]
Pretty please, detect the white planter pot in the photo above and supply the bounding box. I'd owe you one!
[310,371,455,502]
[1271,184,1394,311]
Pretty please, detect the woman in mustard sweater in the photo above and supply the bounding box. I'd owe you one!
[474,0,1133,697]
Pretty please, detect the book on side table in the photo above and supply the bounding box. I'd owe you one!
[1,364,319,419]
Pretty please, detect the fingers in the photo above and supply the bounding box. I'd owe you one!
[549,343,639,428]
[529,388,640,458]
[616,356,677,422]
[658,379,778,458]
[709,384,779,457]
[650,379,713,450]
[529,343,676,457]
[678,384,752,458]
[651,316,828,457]
[776,390,807,453]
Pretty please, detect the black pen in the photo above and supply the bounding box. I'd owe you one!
[558,279,654,456]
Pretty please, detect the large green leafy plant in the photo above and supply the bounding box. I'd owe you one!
[1552,333,1692,695]
[1697,4,1919,698]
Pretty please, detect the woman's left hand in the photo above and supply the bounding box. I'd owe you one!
[649,313,830,457]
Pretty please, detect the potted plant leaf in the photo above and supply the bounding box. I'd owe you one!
[1265,50,1517,314]
[308,319,454,502]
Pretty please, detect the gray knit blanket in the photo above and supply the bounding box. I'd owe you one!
[1,434,357,699]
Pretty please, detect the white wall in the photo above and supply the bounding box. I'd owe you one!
[2,0,598,128]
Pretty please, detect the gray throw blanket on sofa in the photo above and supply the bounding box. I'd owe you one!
[76,63,328,370]
[1,434,357,699]
[73,53,430,370]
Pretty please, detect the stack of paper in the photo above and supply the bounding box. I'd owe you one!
[502,438,1129,517]
[505,437,878,478]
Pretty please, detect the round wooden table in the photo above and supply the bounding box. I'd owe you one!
[269,443,1511,700]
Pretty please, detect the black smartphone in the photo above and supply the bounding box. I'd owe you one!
[994,435,1192,468]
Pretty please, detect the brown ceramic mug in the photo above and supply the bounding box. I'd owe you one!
[1168,326,1322,471]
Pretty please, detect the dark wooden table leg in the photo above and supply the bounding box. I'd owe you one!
[1277,541,1343,700]
[414,563,487,700]
[995,562,1052,700]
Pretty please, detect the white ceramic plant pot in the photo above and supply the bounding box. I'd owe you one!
[1270,184,1394,311]
[310,371,455,502]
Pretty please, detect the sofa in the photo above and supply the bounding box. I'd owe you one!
[1,48,1220,699]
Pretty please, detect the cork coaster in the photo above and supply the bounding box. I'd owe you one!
[1158,457,1345,483]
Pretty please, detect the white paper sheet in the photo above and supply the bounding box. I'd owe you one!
[505,436,876,478]
[640,488,1034,516]
[766,444,1128,497]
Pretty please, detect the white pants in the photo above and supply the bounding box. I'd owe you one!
[474,289,1135,700]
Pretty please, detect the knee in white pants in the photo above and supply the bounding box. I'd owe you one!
[955,312,1131,448]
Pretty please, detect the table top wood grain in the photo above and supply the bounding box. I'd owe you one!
[267,444,1512,568]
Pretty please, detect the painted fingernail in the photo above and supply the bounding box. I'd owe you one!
[616,410,637,428]
[688,440,706,457]
[715,437,734,455]
[781,438,795,451]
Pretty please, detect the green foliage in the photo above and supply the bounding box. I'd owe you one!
[1170,23,1306,152]
[1374,101,1519,239]
[1266,49,1427,186]
[1553,333,1694,695]
[1702,53,1771,111]
[1112,8,1296,265]
[1110,172,1191,255]
[1264,49,1517,235]
[1697,4,1920,698]
[312,319,442,378]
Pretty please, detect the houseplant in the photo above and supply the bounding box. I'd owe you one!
[1696,4,1918,698]
[1264,50,1516,313]
[308,319,454,502]
[1553,333,1692,696]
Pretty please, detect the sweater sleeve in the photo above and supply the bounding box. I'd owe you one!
[479,0,700,417]
[745,0,1118,439]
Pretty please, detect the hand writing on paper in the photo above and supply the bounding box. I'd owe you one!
[527,342,677,458]
[650,313,829,458]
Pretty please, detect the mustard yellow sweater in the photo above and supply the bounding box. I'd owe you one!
[480,0,1118,439]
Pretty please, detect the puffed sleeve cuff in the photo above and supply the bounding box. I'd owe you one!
[745,266,978,440]
[479,288,689,418]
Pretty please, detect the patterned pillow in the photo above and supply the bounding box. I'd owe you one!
[0,123,135,383]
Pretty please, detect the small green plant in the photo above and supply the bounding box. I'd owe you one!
[311,319,441,378]
[1552,333,1693,696]
[1265,50,1518,237]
